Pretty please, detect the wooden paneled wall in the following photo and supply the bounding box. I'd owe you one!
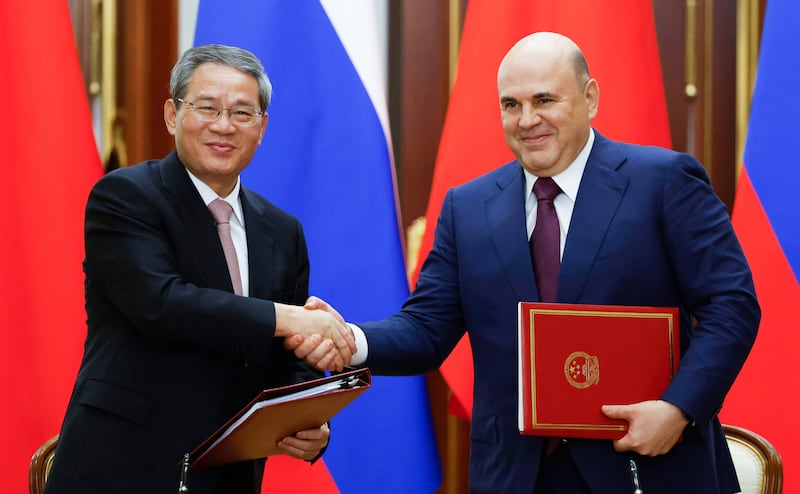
[71,0,178,171]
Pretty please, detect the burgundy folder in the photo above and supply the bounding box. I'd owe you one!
[189,367,371,469]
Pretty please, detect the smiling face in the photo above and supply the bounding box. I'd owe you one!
[497,33,598,177]
[164,62,268,197]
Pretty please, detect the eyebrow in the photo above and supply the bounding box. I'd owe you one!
[500,92,558,104]
[191,94,259,107]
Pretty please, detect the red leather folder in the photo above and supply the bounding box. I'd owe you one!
[518,303,679,440]
[188,367,371,469]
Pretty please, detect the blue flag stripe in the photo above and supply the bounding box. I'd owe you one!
[743,0,800,283]
[195,1,442,492]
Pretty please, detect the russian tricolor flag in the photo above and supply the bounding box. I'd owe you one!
[723,0,800,490]
[194,1,442,492]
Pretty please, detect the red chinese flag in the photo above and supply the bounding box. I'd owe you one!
[413,0,671,419]
[0,2,103,491]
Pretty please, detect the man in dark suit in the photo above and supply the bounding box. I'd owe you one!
[303,32,760,493]
[44,44,355,494]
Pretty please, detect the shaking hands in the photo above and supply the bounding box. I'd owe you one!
[274,296,355,371]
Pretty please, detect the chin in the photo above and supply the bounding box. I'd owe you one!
[521,154,550,170]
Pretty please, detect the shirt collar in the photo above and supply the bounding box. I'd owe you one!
[185,169,244,224]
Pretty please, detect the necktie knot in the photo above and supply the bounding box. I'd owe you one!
[208,198,234,225]
[533,177,561,202]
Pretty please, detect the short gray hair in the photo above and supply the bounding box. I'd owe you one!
[170,44,272,110]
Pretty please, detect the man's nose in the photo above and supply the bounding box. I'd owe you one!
[518,105,541,128]
[209,110,236,132]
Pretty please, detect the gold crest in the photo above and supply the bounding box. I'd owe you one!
[564,351,600,389]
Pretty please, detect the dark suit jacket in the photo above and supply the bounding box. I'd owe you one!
[45,151,321,494]
[360,132,760,493]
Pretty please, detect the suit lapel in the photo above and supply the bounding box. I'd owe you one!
[240,187,275,300]
[559,134,629,302]
[486,163,538,303]
[159,151,234,293]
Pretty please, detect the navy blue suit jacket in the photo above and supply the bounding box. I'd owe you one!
[360,133,759,493]
[45,151,321,494]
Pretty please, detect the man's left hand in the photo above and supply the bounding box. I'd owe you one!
[602,400,689,456]
[277,422,330,461]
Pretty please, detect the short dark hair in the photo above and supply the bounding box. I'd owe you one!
[572,50,591,86]
[170,44,272,110]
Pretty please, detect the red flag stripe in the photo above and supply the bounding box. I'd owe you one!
[262,456,339,493]
[724,170,800,492]
[0,2,103,492]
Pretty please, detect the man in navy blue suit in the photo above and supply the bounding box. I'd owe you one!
[301,32,759,493]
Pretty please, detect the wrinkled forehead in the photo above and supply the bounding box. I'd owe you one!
[185,63,261,103]
[497,50,577,98]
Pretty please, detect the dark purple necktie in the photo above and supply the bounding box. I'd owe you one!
[531,177,565,455]
[530,177,561,302]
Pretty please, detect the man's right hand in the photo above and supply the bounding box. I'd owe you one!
[274,302,356,371]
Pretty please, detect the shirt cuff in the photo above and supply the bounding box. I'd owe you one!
[349,323,368,366]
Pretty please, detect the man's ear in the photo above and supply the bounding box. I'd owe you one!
[257,112,269,145]
[164,98,178,135]
[585,79,599,120]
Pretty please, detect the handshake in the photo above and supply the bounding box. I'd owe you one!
[274,296,356,371]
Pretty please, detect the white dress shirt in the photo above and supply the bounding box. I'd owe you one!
[186,170,250,297]
[523,128,594,259]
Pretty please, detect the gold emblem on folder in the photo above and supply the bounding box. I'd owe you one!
[564,351,600,389]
